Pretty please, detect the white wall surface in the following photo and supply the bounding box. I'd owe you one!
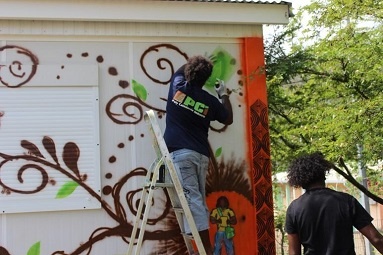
[0,38,252,254]
[0,1,280,253]
[0,0,290,25]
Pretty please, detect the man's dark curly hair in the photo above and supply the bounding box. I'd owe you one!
[184,55,213,88]
[287,152,332,189]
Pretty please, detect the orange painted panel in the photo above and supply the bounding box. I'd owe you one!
[242,37,276,255]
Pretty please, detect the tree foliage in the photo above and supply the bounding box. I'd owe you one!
[265,0,383,197]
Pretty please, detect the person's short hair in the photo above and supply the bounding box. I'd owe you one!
[184,55,213,88]
[287,152,332,189]
[216,196,229,208]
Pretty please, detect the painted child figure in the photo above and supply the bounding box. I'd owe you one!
[210,196,237,255]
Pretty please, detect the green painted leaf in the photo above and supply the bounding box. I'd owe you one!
[56,181,79,199]
[206,47,237,89]
[132,79,148,101]
[27,241,40,255]
[215,147,223,158]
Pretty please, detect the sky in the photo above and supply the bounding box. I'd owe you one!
[263,0,311,38]
[289,0,310,10]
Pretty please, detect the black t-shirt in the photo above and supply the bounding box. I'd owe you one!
[285,188,373,255]
[163,65,228,157]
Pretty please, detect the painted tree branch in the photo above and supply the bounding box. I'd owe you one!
[52,224,182,255]
[330,157,383,205]
[0,153,122,224]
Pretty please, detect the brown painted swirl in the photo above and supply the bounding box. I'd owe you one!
[111,167,171,226]
[0,111,4,127]
[0,45,39,88]
[0,159,48,194]
[105,94,165,125]
[140,44,188,85]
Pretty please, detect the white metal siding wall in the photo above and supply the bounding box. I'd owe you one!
[0,20,263,255]
[0,20,263,39]
[0,0,290,25]
[0,83,101,213]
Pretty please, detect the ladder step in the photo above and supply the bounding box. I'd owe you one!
[181,232,194,240]
[173,207,184,213]
[144,182,174,189]
[127,110,206,255]
[155,182,174,188]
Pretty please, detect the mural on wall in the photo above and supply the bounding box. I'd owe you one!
[0,111,4,127]
[251,100,274,254]
[0,45,39,88]
[209,196,237,255]
[0,40,273,255]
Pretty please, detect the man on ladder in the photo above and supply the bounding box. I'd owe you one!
[164,55,233,255]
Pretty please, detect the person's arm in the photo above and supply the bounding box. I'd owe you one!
[210,209,220,224]
[215,80,233,125]
[220,95,233,125]
[359,223,383,253]
[210,215,218,224]
[227,209,237,225]
[287,233,301,255]
[175,64,186,75]
[228,215,237,225]
[171,65,187,92]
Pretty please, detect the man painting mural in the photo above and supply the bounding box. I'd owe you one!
[164,55,233,254]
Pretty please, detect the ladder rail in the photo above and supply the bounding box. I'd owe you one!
[145,110,206,255]
[134,159,163,254]
[126,158,163,255]
[126,171,147,255]
[126,110,206,255]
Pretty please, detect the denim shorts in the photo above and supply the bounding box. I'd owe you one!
[170,148,210,233]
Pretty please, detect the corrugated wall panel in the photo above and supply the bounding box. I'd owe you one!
[0,15,273,254]
[162,0,290,3]
[0,65,101,214]
[0,0,291,24]
[0,20,262,38]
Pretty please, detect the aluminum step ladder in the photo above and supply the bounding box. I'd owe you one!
[126,109,206,255]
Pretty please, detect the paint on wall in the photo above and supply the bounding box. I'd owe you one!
[0,45,39,88]
[242,37,276,254]
[0,39,273,255]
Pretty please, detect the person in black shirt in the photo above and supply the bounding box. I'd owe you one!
[285,152,383,255]
[164,55,233,255]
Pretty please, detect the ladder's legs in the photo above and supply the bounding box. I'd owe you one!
[134,178,157,254]
[126,189,145,254]
[126,160,162,255]
[139,110,207,255]
[126,166,151,255]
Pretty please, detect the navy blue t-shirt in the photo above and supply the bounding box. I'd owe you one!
[163,65,228,157]
[285,188,373,255]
